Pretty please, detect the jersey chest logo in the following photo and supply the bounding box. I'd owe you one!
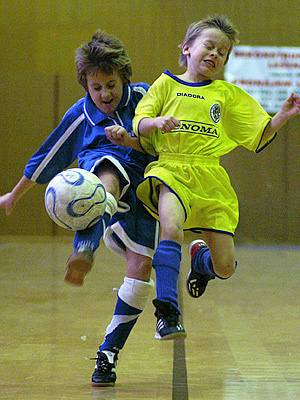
[210,103,221,123]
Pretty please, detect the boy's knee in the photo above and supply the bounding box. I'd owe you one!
[126,252,152,281]
[213,260,237,279]
[138,258,152,277]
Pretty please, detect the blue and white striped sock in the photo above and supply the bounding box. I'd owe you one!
[100,277,154,352]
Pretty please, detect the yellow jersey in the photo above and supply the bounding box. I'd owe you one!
[133,71,275,235]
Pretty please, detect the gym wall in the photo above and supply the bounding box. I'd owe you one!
[0,0,299,243]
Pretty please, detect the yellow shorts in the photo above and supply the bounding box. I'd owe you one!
[136,153,239,235]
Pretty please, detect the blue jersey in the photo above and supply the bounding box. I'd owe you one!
[24,83,153,186]
[25,82,159,258]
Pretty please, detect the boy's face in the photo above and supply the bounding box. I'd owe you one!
[183,28,231,81]
[86,69,123,115]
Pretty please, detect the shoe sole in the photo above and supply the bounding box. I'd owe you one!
[91,381,115,387]
[64,253,93,286]
[186,270,199,298]
[186,271,208,298]
[154,331,187,340]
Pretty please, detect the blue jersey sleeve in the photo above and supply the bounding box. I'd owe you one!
[24,100,86,184]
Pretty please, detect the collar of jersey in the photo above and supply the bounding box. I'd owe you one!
[164,70,212,87]
[83,84,131,126]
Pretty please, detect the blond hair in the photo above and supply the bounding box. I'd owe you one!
[179,15,239,67]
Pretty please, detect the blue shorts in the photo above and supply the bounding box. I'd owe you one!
[85,154,159,258]
[104,197,159,259]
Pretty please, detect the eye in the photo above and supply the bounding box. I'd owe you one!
[92,86,102,92]
[204,43,213,50]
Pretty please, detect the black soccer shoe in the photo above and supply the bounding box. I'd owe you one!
[186,240,215,298]
[153,299,186,340]
[91,350,118,387]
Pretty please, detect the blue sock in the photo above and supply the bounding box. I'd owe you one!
[73,212,111,251]
[100,278,153,352]
[152,240,181,313]
[193,247,215,279]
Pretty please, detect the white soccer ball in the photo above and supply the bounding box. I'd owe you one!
[45,168,107,231]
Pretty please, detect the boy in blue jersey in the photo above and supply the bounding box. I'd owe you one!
[0,30,158,386]
[111,15,300,341]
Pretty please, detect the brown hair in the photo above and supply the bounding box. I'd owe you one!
[75,30,132,90]
[179,15,239,67]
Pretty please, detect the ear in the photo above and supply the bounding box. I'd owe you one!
[182,44,190,56]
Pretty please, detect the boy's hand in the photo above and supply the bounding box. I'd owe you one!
[280,93,300,119]
[0,192,16,216]
[153,116,180,133]
[105,125,145,152]
[105,125,131,147]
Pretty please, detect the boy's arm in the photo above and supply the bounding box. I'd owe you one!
[0,176,36,216]
[138,116,180,136]
[261,93,300,145]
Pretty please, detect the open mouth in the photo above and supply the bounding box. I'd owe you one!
[203,60,215,68]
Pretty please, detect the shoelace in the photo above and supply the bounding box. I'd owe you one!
[90,356,111,372]
[90,353,117,372]
[98,358,111,372]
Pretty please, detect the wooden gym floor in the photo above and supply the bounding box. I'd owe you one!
[0,235,299,400]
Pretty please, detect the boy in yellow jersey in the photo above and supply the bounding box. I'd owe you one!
[108,15,300,340]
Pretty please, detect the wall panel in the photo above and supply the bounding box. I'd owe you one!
[0,73,55,235]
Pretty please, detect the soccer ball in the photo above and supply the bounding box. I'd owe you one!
[45,168,107,231]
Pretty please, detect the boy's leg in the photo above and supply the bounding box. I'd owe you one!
[152,240,186,340]
[152,186,186,340]
[92,265,154,387]
[65,159,127,286]
[65,192,118,285]
[153,240,181,312]
[187,232,236,298]
[92,194,157,386]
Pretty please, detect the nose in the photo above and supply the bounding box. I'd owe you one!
[209,49,218,58]
[100,88,111,101]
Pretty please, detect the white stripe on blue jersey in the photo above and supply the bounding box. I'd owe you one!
[31,114,85,182]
